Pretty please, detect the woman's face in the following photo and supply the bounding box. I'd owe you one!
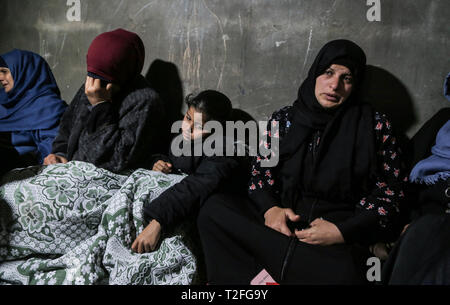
[314,64,354,110]
[181,106,210,141]
[0,67,14,93]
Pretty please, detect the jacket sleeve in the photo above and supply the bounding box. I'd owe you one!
[33,125,61,163]
[74,87,167,172]
[335,113,407,245]
[143,155,240,228]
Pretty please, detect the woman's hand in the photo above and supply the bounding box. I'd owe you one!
[131,219,162,254]
[43,154,68,165]
[295,218,344,246]
[264,206,300,237]
[152,160,173,174]
[85,76,113,106]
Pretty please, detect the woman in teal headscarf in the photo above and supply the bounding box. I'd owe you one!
[0,49,67,175]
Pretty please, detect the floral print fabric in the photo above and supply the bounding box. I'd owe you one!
[0,161,197,285]
[249,106,406,229]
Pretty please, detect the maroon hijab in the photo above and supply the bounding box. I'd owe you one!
[87,28,145,85]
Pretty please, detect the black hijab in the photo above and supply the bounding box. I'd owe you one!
[277,39,378,209]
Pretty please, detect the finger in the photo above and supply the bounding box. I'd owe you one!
[152,234,161,250]
[106,83,113,92]
[137,241,143,254]
[295,228,310,239]
[310,218,322,226]
[279,224,293,237]
[93,78,102,90]
[144,243,152,253]
[87,76,94,89]
[285,209,300,222]
[85,77,90,92]
[131,240,137,252]
[47,156,57,164]
[300,238,320,245]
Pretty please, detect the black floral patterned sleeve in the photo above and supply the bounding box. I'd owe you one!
[248,107,406,242]
[248,106,292,215]
[336,112,407,243]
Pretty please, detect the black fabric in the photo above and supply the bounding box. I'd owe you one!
[404,107,450,172]
[0,132,37,176]
[197,193,368,285]
[0,56,7,68]
[275,39,377,229]
[381,115,450,285]
[87,71,111,83]
[86,102,116,134]
[143,138,250,229]
[51,75,168,173]
[382,214,450,285]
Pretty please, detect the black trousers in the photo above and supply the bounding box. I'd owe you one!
[197,193,368,285]
[382,213,450,285]
[0,148,37,177]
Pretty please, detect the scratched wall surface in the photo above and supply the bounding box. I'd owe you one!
[0,0,449,138]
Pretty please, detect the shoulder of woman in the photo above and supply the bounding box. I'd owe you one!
[120,84,162,112]
[373,111,393,130]
[269,105,293,122]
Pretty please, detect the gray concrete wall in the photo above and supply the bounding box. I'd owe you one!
[1,0,449,138]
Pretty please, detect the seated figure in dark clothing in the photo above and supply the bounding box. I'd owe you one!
[196,39,407,285]
[0,49,67,176]
[131,90,249,254]
[43,28,167,173]
[382,73,450,285]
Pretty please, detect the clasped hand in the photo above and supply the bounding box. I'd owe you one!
[263,206,344,246]
[152,160,173,174]
[43,154,68,165]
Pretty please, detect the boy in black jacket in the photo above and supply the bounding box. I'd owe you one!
[132,90,250,253]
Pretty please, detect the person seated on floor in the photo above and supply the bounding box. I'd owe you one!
[196,39,407,285]
[43,28,167,173]
[0,49,67,176]
[131,90,250,254]
[381,73,450,285]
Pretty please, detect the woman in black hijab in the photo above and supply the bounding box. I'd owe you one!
[197,39,406,284]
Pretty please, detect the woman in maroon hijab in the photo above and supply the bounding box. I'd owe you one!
[44,29,168,172]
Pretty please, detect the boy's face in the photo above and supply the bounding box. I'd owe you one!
[182,106,210,141]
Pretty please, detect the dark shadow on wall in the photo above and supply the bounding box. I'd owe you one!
[145,60,184,121]
[145,59,184,149]
[360,65,417,149]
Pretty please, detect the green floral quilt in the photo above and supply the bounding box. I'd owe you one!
[0,161,197,285]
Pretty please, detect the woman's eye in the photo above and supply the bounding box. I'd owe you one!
[343,76,353,84]
[325,70,333,76]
